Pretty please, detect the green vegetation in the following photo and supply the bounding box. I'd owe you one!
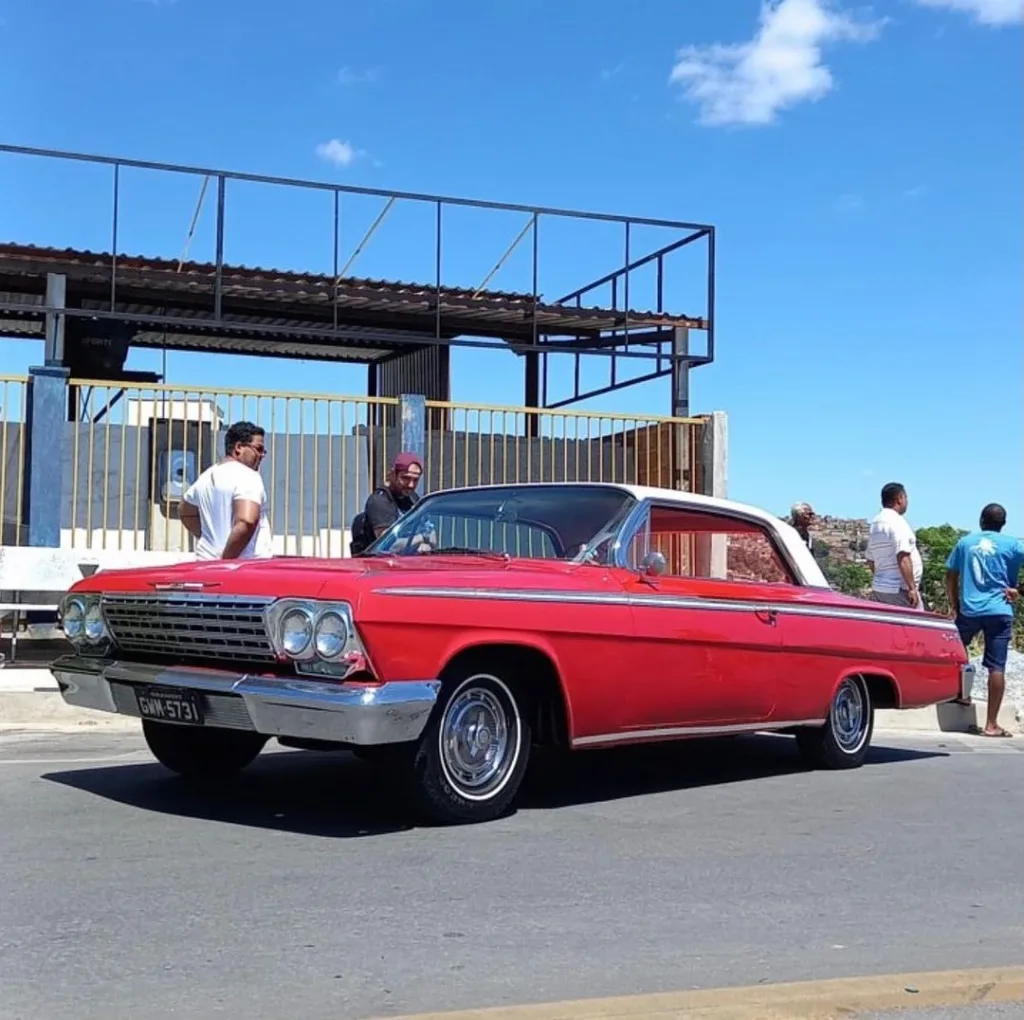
[822,558,872,596]
[916,525,966,615]
[917,524,1023,650]
[806,518,1022,651]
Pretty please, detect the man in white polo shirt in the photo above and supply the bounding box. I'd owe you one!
[865,481,922,608]
[180,420,272,560]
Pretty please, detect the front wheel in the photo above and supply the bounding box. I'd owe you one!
[409,669,531,825]
[142,720,268,780]
[796,675,874,769]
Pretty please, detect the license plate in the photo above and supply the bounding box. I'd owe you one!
[135,685,205,725]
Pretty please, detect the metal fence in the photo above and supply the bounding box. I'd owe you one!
[64,380,398,555]
[0,376,28,546]
[1,378,709,555]
[424,401,707,493]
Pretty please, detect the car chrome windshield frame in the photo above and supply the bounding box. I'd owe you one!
[366,483,640,563]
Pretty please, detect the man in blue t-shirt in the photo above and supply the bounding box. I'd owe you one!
[945,503,1024,737]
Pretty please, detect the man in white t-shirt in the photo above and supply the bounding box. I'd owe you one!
[180,421,272,560]
[865,481,922,608]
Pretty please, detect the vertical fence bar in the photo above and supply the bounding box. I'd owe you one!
[0,382,7,543]
[15,382,26,544]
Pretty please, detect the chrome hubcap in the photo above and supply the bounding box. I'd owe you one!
[440,684,512,796]
[831,678,867,752]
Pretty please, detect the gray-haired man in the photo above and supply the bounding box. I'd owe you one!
[789,502,816,553]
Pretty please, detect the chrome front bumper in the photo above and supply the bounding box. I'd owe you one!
[51,656,441,746]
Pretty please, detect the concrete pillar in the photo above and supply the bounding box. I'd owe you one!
[700,410,728,499]
[700,410,729,578]
[25,365,70,547]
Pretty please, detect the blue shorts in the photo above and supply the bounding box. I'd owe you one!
[956,614,1013,672]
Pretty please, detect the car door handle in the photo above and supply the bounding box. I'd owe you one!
[754,608,778,625]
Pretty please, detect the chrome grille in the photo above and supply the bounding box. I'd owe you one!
[101,593,277,664]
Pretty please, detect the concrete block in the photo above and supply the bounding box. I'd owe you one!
[875,700,1022,735]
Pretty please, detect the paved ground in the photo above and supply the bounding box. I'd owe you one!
[2,727,1023,1020]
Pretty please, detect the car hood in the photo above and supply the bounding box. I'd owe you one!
[70,554,600,603]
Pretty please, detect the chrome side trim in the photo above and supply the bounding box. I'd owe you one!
[101,592,277,606]
[373,585,960,632]
[571,718,826,748]
[51,656,440,746]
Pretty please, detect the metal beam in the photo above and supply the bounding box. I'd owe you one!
[43,273,66,365]
[672,327,690,419]
[0,143,714,232]
[554,230,707,305]
[473,215,535,299]
[0,302,692,361]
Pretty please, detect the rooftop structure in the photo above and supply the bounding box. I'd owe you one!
[0,143,715,414]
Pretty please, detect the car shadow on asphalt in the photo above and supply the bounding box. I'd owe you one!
[518,735,944,810]
[39,732,945,837]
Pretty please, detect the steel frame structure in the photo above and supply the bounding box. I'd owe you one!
[0,143,715,412]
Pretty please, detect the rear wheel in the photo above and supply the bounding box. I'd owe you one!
[142,720,268,779]
[796,675,874,769]
[409,667,531,825]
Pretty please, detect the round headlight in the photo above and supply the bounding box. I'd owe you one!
[62,599,85,641]
[280,608,313,657]
[314,612,349,659]
[84,602,106,642]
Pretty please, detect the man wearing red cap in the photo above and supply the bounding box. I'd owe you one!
[350,451,425,554]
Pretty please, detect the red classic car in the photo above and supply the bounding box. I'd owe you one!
[51,482,971,824]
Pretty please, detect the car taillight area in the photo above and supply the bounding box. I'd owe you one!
[58,591,377,682]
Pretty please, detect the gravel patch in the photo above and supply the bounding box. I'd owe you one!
[969,647,1024,710]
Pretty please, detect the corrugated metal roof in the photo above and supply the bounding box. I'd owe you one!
[0,243,705,339]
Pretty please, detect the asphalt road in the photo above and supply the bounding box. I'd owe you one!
[2,727,1023,1020]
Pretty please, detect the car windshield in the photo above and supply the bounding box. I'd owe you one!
[367,484,637,562]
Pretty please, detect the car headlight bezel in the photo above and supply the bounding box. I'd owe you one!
[265,599,370,678]
[279,607,314,658]
[59,593,110,653]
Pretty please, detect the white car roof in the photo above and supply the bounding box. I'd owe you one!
[419,481,830,588]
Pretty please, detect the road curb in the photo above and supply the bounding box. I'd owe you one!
[0,692,141,732]
[375,966,1024,1019]
[876,700,1023,735]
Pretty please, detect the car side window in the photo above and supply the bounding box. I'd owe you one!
[625,505,796,585]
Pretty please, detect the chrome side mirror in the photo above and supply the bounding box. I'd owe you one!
[639,551,666,577]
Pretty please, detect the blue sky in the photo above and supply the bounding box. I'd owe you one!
[1,0,1021,532]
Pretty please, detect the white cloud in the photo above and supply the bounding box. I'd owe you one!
[315,139,363,168]
[837,191,866,211]
[668,0,885,127]
[337,66,380,85]
[910,0,1023,25]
